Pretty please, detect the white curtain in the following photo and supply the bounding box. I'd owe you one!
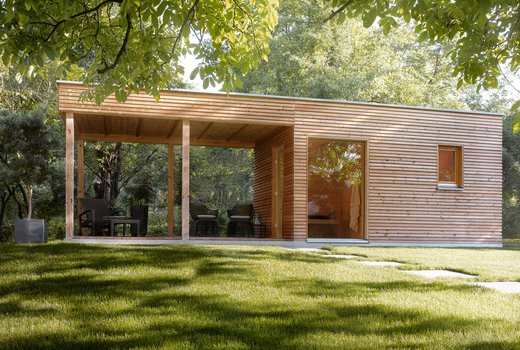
[349,184,360,232]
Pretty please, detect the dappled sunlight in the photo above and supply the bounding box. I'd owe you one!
[0,243,519,349]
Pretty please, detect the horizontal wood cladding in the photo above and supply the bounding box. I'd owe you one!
[253,127,294,239]
[58,83,295,126]
[293,99,502,244]
[59,82,502,244]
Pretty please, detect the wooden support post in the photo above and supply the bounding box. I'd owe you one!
[77,139,85,229]
[181,120,190,240]
[65,113,75,238]
[167,144,175,237]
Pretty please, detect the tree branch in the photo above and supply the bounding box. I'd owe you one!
[172,0,200,56]
[97,13,132,74]
[324,0,355,23]
[40,0,123,41]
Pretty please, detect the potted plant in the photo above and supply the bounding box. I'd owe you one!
[126,177,156,236]
[0,110,54,243]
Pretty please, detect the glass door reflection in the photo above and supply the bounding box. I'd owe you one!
[308,139,365,238]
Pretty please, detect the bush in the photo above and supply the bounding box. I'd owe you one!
[47,218,66,241]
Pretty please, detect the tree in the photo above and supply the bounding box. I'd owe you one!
[84,141,160,206]
[189,146,253,211]
[241,0,473,110]
[503,114,520,238]
[0,110,54,238]
[325,0,520,114]
[0,0,279,103]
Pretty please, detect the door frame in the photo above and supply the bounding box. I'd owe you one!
[272,145,284,238]
[305,136,369,240]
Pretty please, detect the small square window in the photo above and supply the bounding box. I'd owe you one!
[438,146,463,189]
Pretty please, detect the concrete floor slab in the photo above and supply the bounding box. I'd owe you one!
[360,261,403,267]
[403,270,476,279]
[473,282,520,294]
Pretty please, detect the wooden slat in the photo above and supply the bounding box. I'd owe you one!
[254,127,294,239]
[181,120,190,240]
[77,139,85,222]
[135,118,143,137]
[58,82,502,244]
[78,133,255,148]
[168,144,175,237]
[226,124,248,141]
[197,122,213,140]
[65,113,74,238]
[292,99,502,244]
[167,120,180,139]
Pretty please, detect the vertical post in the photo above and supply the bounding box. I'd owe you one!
[181,120,190,240]
[65,113,75,238]
[167,143,175,237]
[77,139,84,198]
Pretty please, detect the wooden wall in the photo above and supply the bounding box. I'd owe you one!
[58,82,295,126]
[253,127,294,239]
[59,82,502,244]
[293,100,502,244]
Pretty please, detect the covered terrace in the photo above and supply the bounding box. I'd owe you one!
[58,81,295,240]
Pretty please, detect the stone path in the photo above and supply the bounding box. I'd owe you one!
[402,270,476,279]
[324,254,358,259]
[473,282,520,294]
[360,261,403,267]
[292,247,520,294]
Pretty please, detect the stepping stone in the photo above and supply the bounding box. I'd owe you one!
[473,282,520,294]
[288,248,325,253]
[324,254,358,259]
[403,270,476,279]
[360,261,403,267]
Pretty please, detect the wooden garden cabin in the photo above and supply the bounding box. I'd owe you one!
[58,81,502,246]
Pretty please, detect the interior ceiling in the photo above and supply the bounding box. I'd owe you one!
[74,114,285,147]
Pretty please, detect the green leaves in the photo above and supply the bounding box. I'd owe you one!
[0,0,279,103]
[362,8,378,28]
[325,0,520,115]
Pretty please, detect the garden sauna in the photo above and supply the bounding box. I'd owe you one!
[58,81,502,246]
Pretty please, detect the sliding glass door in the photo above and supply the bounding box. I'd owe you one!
[307,139,365,239]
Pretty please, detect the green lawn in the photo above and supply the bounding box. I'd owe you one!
[0,242,519,349]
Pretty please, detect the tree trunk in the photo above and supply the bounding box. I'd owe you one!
[8,186,24,219]
[0,190,13,241]
[26,184,33,219]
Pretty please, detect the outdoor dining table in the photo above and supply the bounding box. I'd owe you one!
[103,216,140,237]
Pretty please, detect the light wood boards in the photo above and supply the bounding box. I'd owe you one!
[181,120,190,240]
[292,100,502,244]
[254,127,294,239]
[58,82,502,244]
[168,144,175,237]
[65,113,74,238]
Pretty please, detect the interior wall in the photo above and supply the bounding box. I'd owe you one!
[253,127,294,239]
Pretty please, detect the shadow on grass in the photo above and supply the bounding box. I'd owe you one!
[0,243,517,349]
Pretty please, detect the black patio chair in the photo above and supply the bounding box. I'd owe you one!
[190,203,219,237]
[226,204,254,237]
[78,198,127,236]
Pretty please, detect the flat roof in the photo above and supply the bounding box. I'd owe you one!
[57,80,504,117]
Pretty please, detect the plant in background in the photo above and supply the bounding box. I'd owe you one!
[0,110,54,220]
[126,176,156,206]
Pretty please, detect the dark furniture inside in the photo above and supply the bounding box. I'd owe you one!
[190,203,219,237]
[78,198,128,236]
[227,204,255,237]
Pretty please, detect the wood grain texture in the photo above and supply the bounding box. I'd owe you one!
[254,127,294,240]
[292,99,502,244]
[65,113,75,238]
[168,144,175,237]
[181,120,190,240]
[59,82,502,244]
